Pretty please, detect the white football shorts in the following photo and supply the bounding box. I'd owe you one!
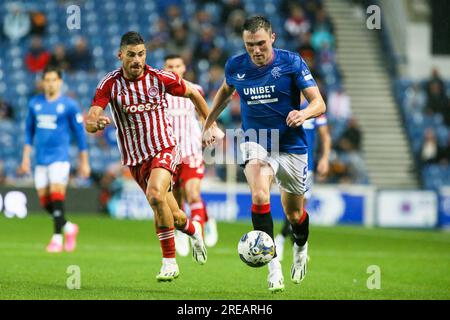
[304,170,314,200]
[240,142,308,195]
[34,161,71,189]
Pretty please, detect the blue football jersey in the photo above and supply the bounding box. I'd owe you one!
[225,48,317,154]
[25,94,87,165]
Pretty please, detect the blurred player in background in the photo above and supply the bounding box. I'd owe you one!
[85,31,222,281]
[203,16,326,292]
[18,66,90,253]
[274,94,331,260]
[164,54,219,256]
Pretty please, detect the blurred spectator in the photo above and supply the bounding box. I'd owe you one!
[48,44,70,71]
[312,7,334,35]
[425,68,446,99]
[208,47,228,67]
[191,9,213,34]
[67,37,94,72]
[404,82,427,114]
[226,9,246,38]
[284,5,311,42]
[194,25,217,61]
[3,2,30,42]
[166,22,191,54]
[425,81,448,117]
[220,0,245,25]
[29,11,47,35]
[438,136,450,165]
[328,157,352,183]
[420,128,439,165]
[337,117,362,152]
[166,4,185,30]
[25,36,51,73]
[327,87,352,121]
[297,32,316,69]
[303,0,323,24]
[336,118,368,183]
[148,18,170,51]
[311,23,335,52]
[206,64,225,102]
[318,42,336,67]
[0,98,14,120]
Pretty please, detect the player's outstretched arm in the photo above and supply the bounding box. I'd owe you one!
[202,80,234,146]
[286,86,326,128]
[78,151,91,178]
[316,124,331,179]
[18,105,35,175]
[85,106,111,133]
[18,145,32,175]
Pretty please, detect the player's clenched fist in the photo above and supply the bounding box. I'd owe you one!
[202,123,224,147]
[286,110,307,128]
[86,115,111,132]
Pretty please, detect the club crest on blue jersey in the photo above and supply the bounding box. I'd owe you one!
[271,67,281,79]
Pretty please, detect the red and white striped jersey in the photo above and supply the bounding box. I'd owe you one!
[91,65,186,166]
[165,82,203,159]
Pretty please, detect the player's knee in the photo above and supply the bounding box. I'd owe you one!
[251,189,270,205]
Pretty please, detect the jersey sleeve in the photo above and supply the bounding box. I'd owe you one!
[24,100,36,146]
[159,70,186,97]
[91,74,113,109]
[224,58,234,88]
[294,54,317,89]
[68,99,88,152]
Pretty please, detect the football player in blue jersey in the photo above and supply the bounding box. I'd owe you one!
[203,16,326,292]
[18,66,90,253]
[274,94,331,262]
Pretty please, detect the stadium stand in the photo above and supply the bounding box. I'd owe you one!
[394,75,450,190]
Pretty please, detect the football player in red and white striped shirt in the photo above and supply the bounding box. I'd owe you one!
[164,54,221,255]
[85,32,217,282]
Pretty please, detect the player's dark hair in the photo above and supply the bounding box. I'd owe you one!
[164,54,182,61]
[243,16,272,34]
[120,31,144,47]
[42,66,62,79]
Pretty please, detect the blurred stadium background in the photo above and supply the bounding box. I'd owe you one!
[0,0,449,300]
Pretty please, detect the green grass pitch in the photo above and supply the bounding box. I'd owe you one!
[0,214,449,300]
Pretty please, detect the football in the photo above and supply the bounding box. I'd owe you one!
[237,230,275,267]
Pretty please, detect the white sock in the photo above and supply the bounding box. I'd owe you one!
[268,256,281,271]
[162,258,177,265]
[276,234,285,244]
[63,222,75,233]
[52,234,63,244]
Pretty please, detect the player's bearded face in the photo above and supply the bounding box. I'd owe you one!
[119,44,146,79]
[243,29,275,66]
